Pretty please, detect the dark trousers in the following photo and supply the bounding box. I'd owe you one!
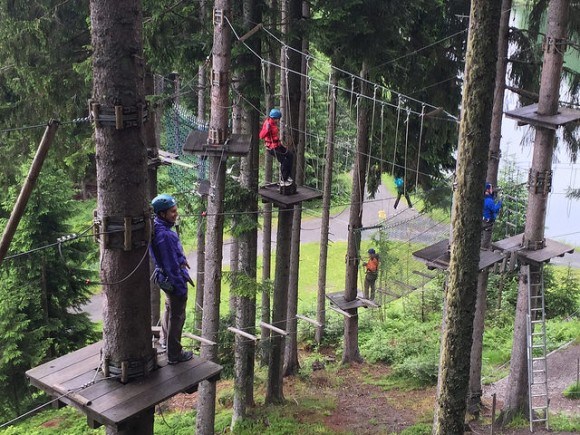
[161,293,187,361]
[268,146,293,181]
[364,272,378,300]
[394,191,412,209]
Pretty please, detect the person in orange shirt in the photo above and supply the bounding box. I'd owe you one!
[363,248,380,300]
[259,108,294,186]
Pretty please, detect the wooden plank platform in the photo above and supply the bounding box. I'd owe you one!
[412,239,504,271]
[259,183,322,206]
[326,291,377,310]
[492,233,574,264]
[183,130,251,157]
[504,104,580,130]
[26,341,222,430]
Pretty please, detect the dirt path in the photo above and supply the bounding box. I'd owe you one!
[484,341,580,417]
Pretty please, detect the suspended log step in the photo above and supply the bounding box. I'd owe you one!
[26,341,222,431]
[296,314,323,327]
[227,327,258,341]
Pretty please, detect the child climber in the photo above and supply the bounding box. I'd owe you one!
[259,108,294,186]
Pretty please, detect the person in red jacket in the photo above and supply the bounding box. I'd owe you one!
[259,108,294,186]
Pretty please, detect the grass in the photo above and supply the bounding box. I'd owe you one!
[563,382,580,400]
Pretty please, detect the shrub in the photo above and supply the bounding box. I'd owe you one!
[563,382,580,400]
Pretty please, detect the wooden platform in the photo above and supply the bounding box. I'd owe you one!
[258,183,322,206]
[412,239,504,271]
[183,130,251,157]
[26,341,222,430]
[505,103,580,130]
[326,291,378,310]
[492,233,574,264]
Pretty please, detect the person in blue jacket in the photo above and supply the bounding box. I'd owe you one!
[394,175,412,209]
[483,182,502,226]
[151,194,193,365]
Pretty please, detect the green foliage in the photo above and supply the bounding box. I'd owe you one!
[545,266,580,319]
[493,160,528,240]
[0,406,103,434]
[549,413,580,432]
[563,382,580,400]
[0,165,98,420]
[359,317,440,386]
[400,423,432,435]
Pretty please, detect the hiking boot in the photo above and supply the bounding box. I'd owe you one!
[168,350,194,365]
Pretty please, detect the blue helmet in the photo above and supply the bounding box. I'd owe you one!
[485,182,492,191]
[368,248,376,254]
[152,194,177,214]
[269,108,282,119]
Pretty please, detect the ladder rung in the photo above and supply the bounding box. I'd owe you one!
[531,393,548,398]
[532,369,546,374]
[531,320,544,324]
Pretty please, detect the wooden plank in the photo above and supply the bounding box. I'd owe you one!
[26,341,102,380]
[227,327,258,341]
[505,104,580,129]
[393,280,418,291]
[182,332,217,346]
[326,292,367,310]
[328,305,353,318]
[296,314,322,327]
[32,353,101,390]
[259,321,287,336]
[183,130,251,157]
[258,184,322,207]
[99,363,221,428]
[412,270,436,280]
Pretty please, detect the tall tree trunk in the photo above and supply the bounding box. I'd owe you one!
[266,205,294,404]
[432,1,501,433]
[498,0,569,425]
[89,1,154,433]
[195,0,208,334]
[260,0,278,364]
[316,70,337,344]
[145,69,161,327]
[284,0,308,377]
[342,62,370,365]
[468,0,512,414]
[231,0,261,424]
[196,1,232,432]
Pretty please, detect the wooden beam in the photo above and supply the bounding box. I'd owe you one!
[327,305,353,318]
[296,314,322,327]
[182,332,216,346]
[226,327,258,341]
[259,321,288,336]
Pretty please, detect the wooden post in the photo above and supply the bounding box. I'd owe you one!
[0,120,59,268]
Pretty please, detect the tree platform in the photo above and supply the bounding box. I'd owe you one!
[326,291,379,310]
[258,183,322,206]
[412,239,504,271]
[26,341,222,430]
[492,233,574,264]
[505,103,580,130]
[183,130,251,157]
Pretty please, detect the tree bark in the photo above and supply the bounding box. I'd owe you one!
[284,0,308,377]
[260,0,278,364]
[196,0,232,432]
[231,0,261,425]
[432,1,501,433]
[499,0,569,425]
[266,205,294,404]
[316,70,337,345]
[342,62,370,365]
[467,0,512,414]
[90,1,154,433]
[145,69,161,327]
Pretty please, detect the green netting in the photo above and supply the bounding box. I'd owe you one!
[161,103,208,194]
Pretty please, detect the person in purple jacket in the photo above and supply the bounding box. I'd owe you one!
[151,194,193,365]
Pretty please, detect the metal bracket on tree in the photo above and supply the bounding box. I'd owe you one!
[93,211,152,251]
[88,100,148,129]
[527,169,552,195]
[522,236,546,251]
[542,36,568,54]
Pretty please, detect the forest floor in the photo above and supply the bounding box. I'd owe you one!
[161,343,580,434]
